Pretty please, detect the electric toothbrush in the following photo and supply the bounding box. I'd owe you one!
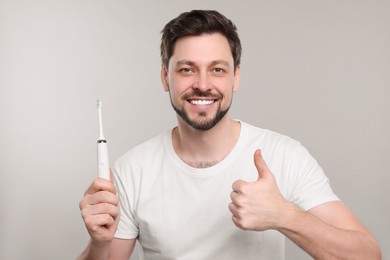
[96,99,110,180]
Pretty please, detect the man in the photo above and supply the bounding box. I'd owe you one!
[79,10,381,259]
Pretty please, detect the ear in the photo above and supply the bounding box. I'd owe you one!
[233,65,241,92]
[161,65,169,92]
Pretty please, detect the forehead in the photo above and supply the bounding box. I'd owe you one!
[169,33,233,66]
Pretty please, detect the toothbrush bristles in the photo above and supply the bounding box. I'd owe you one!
[97,99,102,109]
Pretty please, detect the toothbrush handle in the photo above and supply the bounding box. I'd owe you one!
[97,140,110,180]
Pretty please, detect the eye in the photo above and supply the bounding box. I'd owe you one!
[213,68,225,73]
[179,67,193,73]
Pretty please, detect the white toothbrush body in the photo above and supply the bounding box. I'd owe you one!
[97,139,110,180]
[96,100,110,180]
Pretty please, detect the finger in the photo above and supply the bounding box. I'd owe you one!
[84,178,116,196]
[228,202,239,215]
[85,214,116,231]
[231,214,241,228]
[230,191,246,208]
[230,190,238,202]
[254,149,270,181]
[80,191,118,212]
[232,179,248,193]
[109,168,115,184]
[109,169,118,194]
[87,191,119,206]
[81,203,120,220]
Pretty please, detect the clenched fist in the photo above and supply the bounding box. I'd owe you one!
[79,172,120,245]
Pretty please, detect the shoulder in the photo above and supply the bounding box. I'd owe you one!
[114,131,169,172]
[239,121,314,171]
[241,121,302,151]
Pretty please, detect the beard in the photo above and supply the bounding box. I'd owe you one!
[170,91,232,131]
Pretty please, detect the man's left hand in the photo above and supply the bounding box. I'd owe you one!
[229,149,293,231]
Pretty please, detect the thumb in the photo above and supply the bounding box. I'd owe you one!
[109,168,118,194]
[110,168,115,183]
[254,149,270,181]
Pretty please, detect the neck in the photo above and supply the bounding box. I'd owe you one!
[172,115,241,168]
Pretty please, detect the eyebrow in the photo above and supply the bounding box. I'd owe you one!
[175,59,231,68]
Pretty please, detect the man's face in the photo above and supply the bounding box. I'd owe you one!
[161,33,240,131]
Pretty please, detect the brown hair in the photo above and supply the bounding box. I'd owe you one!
[160,10,242,70]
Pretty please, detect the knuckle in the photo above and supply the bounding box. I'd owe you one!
[232,194,246,206]
[234,181,248,193]
[85,179,102,195]
[90,223,99,233]
[240,223,250,231]
[235,198,243,206]
[105,214,113,223]
[79,200,85,210]
[100,191,113,201]
[240,183,250,193]
[228,202,234,212]
[102,202,110,212]
[233,217,248,230]
[113,206,120,217]
[102,203,114,213]
[92,179,102,191]
[236,218,249,230]
[230,190,239,199]
[80,208,88,219]
[112,195,119,206]
[232,179,242,188]
[235,221,243,229]
[95,191,106,202]
[84,215,94,227]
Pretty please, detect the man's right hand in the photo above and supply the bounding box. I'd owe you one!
[79,174,120,246]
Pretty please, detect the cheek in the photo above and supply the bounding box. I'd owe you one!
[170,78,193,94]
[216,78,236,94]
[167,86,181,104]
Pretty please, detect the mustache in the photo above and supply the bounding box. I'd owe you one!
[183,89,220,99]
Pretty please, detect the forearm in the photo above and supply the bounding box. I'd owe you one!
[279,204,381,260]
[77,239,109,260]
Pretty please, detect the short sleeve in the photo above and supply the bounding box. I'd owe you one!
[113,158,140,239]
[288,144,340,211]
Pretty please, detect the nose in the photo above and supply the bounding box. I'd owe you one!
[193,71,211,92]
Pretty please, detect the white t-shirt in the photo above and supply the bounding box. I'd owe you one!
[113,121,339,260]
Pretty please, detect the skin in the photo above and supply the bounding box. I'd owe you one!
[162,33,241,167]
[78,33,381,259]
[229,150,381,259]
[78,172,136,260]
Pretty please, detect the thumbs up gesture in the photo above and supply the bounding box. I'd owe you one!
[229,149,293,231]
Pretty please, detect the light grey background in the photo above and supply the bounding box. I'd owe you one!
[1,0,389,259]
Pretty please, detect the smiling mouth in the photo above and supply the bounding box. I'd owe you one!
[189,99,215,105]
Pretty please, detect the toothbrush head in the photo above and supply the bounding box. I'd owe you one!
[96,99,105,140]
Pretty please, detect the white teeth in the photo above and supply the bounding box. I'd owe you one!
[190,100,214,105]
